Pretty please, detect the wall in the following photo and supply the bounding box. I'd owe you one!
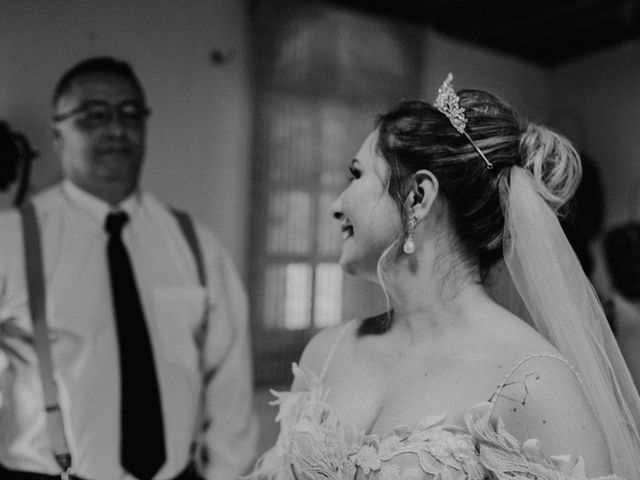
[423,31,640,230]
[422,30,552,124]
[0,0,252,273]
[552,40,640,227]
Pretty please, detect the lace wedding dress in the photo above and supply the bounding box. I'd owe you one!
[247,324,620,480]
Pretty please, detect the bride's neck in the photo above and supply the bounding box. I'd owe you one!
[388,277,490,343]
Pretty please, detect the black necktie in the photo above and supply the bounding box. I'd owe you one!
[105,211,166,479]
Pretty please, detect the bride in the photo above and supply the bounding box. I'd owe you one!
[247,74,640,479]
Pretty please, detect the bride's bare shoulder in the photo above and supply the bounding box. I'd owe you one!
[295,318,362,378]
[296,314,389,380]
[490,353,610,475]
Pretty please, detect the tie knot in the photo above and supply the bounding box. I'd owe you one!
[105,211,129,236]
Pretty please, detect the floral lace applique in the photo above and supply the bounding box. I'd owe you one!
[256,363,359,480]
[350,414,485,480]
[465,402,623,480]
[250,364,485,480]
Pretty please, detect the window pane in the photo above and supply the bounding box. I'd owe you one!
[262,94,316,183]
[266,190,313,255]
[263,263,313,330]
[284,263,313,330]
[263,265,286,329]
[314,263,343,328]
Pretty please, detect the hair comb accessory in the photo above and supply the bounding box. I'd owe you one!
[434,73,494,169]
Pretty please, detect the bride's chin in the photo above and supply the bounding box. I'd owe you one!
[338,257,356,276]
[338,254,366,278]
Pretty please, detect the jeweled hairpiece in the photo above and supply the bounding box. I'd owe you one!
[434,73,493,169]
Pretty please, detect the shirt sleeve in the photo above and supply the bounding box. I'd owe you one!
[196,225,258,480]
[0,211,19,382]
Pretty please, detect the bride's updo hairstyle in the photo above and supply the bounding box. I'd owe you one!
[376,91,581,281]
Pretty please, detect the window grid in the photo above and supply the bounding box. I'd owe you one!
[249,0,423,384]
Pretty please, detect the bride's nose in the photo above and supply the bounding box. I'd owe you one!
[331,194,343,221]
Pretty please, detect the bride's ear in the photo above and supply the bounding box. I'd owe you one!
[404,169,439,222]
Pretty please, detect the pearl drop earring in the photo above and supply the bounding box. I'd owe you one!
[403,214,417,254]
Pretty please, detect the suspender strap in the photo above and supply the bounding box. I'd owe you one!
[171,208,208,473]
[172,209,207,287]
[20,202,72,475]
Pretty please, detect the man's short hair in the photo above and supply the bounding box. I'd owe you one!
[52,56,145,107]
[605,222,640,301]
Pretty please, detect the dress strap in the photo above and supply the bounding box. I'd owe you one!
[488,352,582,418]
[320,319,358,381]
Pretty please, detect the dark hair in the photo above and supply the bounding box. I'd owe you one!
[376,90,580,281]
[52,56,145,107]
[605,222,640,301]
[0,121,21,191]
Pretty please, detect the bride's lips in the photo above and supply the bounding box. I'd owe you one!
[341,224,353,240]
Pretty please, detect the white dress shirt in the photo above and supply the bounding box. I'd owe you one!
[0,181,257,480]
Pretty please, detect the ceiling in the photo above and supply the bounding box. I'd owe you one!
[327,0,640,66]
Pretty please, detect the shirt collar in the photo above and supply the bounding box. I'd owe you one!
[62,179,141,223]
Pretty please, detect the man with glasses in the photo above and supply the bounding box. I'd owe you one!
[0,57,257,480]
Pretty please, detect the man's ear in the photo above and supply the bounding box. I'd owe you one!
[404,169,439,222]
[52,124,62,150]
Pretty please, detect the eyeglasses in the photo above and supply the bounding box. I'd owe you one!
[53,100,151,129]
